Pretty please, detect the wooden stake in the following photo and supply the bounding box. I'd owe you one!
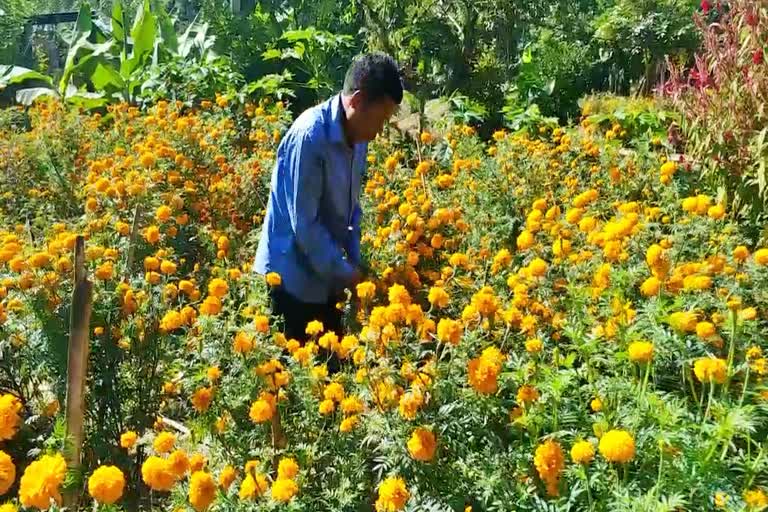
[64,235,93,508]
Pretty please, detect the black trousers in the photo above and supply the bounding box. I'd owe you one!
[269,287,343,371]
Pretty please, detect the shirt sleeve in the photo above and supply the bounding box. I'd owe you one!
[347,202,362,266]
[283,131,356,282]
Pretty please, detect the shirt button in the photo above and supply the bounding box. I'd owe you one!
[348,225,353,231]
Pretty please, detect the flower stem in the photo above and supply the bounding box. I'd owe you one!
[641,362,651,396]
[704,381,715,420]
[739,365,751,407]
[583,466,594,511]
[723,309,738,398]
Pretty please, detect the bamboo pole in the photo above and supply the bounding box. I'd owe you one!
[64,235,93,508]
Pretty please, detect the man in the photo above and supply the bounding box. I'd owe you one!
[253,52,403,344]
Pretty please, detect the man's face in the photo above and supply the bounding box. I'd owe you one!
[351,93,398,142]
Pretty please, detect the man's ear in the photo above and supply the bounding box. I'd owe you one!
[348,90,366,110]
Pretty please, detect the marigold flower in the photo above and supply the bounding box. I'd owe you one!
[323,382,345,403]
[744,489,768,508]
[339,415,359,432]
[428,287,449,308]
[207,278,228,298]
[375,477,409,511]
[265,272,281,286]
[598,429,635,463]
[693,357,727,384]
[407,428,436,462]
[669,311,698,332]
[0,394,22,441]
[153,431,176,454]
[305,320,324,336]
[144,225,160,244]
[88,465,125,504]
[640,276,661,296]
[436,318,462,345]
[19,453,67,508]
[754,248,768,265]
[628,341,654,363]
[168,449,189,477]
[233,331,254,354]
[120,430,138,449]
[192,387,213,412]
[189,471,216,511]
[356,281,376,300]
[199,295,222,316]
[219,466,236,490]
[525,338,543,353]
[249,393,276,423]
[239,472,269,500]
[516,385,539,404]
[534,440,564,496]
[570,440,595,465]
[0,450,15,495]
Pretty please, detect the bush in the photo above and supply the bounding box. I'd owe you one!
[665,0,768,242]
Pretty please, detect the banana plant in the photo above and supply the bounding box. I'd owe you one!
[58,0,218,106]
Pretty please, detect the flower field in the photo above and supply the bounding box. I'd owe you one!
[0,95,767,512]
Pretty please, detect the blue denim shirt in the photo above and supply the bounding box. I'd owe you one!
[253,94,367,303]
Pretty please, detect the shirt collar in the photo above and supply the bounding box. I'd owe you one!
[329,93,349,146]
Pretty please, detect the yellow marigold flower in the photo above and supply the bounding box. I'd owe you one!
[239,472,269,500]
[740,307,757,321]
[141,455,176,492]
[407,428,436,462]
[192,387,213,412]
[120,430,138,449]
[341,396,365,416]
[534,440,565,496]
[144,225,160,244]
[467,355,501,395]
[94,261,114,280]
[754,248,768,265]
[733,246,750,261]
[375,477,409,511]
[206,367,221,382]
[0,394,22,441]
[305,320,324,336]
[168,449,189,477]
[529,257,548,277]
[207,278,228,298]
[744,489,768,508]
[277,458,299,480]
[189,471,216,511]
[233,331,254,354]
[159,259,177,274]
[356,281,376,300]
[199,295,222,316]
[323,382,345,403]
[669,311,698,333]
[516,385,539,404]
[525,338,543,354]
[153,431,176,454]
[339,415,359,433]
[571,440,595,465]
[249,393,276,423]
[708,203,725,219]
[265,272,281,286]
[28,252,51,269]
[640,276,661,296]
[598,429,635,463]
[219,466,236,490]
[428,287,449,308]
[388,284,411,306]
[0,503,15,512]
[319,399,335,415]
[398,389,424,420]
[19,453,67,508]
[0,450,15,495]
[160,310,183,333]
[88,465,125,504]
[190,453,206,473]
[268,478,297,503]
[696,321,716,339]
[628,341,654,363]
[590,397,603,412]
[437,318,462,345]
[156,205,172,223]
[693,357,727,384]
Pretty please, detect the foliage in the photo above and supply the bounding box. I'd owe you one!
[664,0,768,242]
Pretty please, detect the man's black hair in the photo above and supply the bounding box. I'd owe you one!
[343,52,403,105]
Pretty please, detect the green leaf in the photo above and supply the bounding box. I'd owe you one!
[130,0,157,63]
[0,66,53,86]
[112,0,127,51]
[90,62,125,91]
[157,9,179,55]
[261,49,282,60]
[74,3,93,36]
[15,87,58,105]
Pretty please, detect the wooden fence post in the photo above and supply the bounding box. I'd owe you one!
[64,235,93,507]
